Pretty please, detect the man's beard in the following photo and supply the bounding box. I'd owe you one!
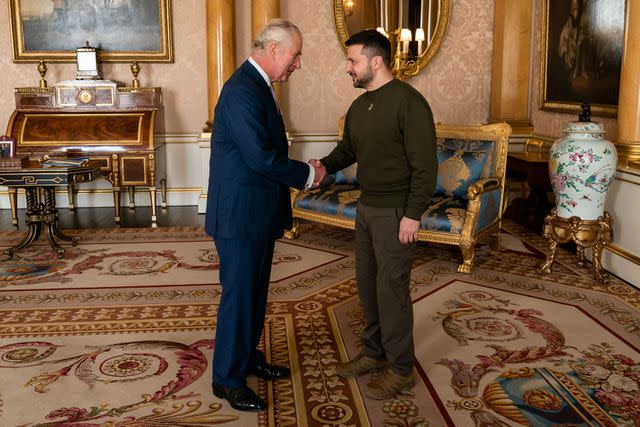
[352,65,373,89]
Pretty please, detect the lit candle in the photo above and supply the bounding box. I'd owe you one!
[427,0,433,44]
[400,28,412,53]
[384,0,388,30]
[415,28,425,55]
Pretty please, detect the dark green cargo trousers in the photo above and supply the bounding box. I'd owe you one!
[354,201,415,376]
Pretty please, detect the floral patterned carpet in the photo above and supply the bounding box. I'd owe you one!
[0,221,638,426]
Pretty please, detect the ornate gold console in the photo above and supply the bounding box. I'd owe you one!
[5,86,166,227]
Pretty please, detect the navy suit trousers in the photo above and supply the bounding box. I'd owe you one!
[212,237,275,387]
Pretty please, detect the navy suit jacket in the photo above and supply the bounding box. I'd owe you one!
[205,60,309,240]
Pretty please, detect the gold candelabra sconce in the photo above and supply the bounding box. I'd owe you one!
[130,59,141,88]
[334,0,451,81]
[380,27,426,80]
[37,59,48,89]
[343,0,354,16]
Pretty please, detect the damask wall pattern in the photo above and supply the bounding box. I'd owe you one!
[0,0,494,135]
[283,0,496,134]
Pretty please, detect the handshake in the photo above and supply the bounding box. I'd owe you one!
[307,159,333,188]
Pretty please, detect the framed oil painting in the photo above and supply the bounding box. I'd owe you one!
[540,0,625,117]
[9,0,173,63]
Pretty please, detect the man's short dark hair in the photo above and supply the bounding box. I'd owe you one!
[345,29,391,69]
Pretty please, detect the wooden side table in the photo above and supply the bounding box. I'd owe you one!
[0,160,102,257]
[505,151,553,232]
[537,208,613,283]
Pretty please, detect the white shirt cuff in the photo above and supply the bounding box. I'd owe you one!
[305,163,315,188]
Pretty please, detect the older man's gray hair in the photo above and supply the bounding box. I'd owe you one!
[253,19,302,49]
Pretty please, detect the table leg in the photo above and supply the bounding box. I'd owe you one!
[8,187,18,227]
[43,188,77,244]
[128,186,136,209]
[42,188,69,257]
[161,178,167,209]
[4,188,42,258]
[113,188,121,224]
[67,184,75,211]
[150,187,158,228]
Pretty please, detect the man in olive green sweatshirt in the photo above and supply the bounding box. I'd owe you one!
[311,29,437,400]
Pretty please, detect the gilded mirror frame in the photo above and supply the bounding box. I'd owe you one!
[333,0,451,80]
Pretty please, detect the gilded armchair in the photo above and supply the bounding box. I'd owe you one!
[288,122,512,273]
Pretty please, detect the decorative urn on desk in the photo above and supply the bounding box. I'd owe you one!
[538,104,617,282]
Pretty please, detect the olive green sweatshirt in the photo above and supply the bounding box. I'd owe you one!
[321,79,437,220]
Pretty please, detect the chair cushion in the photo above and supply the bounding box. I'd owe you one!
[435,138,493,200]
[294,185,359,219]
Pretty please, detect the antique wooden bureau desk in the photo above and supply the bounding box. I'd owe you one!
[5,82,166,227]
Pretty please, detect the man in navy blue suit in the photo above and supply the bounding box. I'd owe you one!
[205,19,325,412]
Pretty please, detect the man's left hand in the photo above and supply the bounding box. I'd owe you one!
[398,217,420,244]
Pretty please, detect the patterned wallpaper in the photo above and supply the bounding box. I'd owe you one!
[282,0,495,133]
[530,0,618,141]
[0,0,494,135]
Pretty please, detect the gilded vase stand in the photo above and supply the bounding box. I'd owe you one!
[537,208,613,283]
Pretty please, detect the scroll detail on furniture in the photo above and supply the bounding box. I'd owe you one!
[6,86,166,227]
[287,122,512,273]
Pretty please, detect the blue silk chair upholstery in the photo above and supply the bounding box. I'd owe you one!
[435,138,493,200]
[295,184,358,220]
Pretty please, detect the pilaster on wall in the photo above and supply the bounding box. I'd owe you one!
[203,0,236,133]
[489,0,533,137]
[616,0,640,167]
[200,0,236,209]
[252,0,280,37]
[252,0,281,98]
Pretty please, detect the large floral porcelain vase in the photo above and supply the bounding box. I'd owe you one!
[548,121,617,220]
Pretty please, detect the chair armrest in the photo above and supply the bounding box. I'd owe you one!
[290,187,302,209]
[467,177,502,200]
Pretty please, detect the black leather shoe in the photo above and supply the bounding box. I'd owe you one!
[248,362,291,380]
[212,383,266,412]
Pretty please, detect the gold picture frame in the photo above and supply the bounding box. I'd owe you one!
[9,0,173,63]
[539,0,625,117]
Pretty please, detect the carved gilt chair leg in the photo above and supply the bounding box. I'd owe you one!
[284,219,300,239]
[457,242,475,273]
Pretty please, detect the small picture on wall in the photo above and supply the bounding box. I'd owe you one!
[9,0,173,63]
[540,0,625,117]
